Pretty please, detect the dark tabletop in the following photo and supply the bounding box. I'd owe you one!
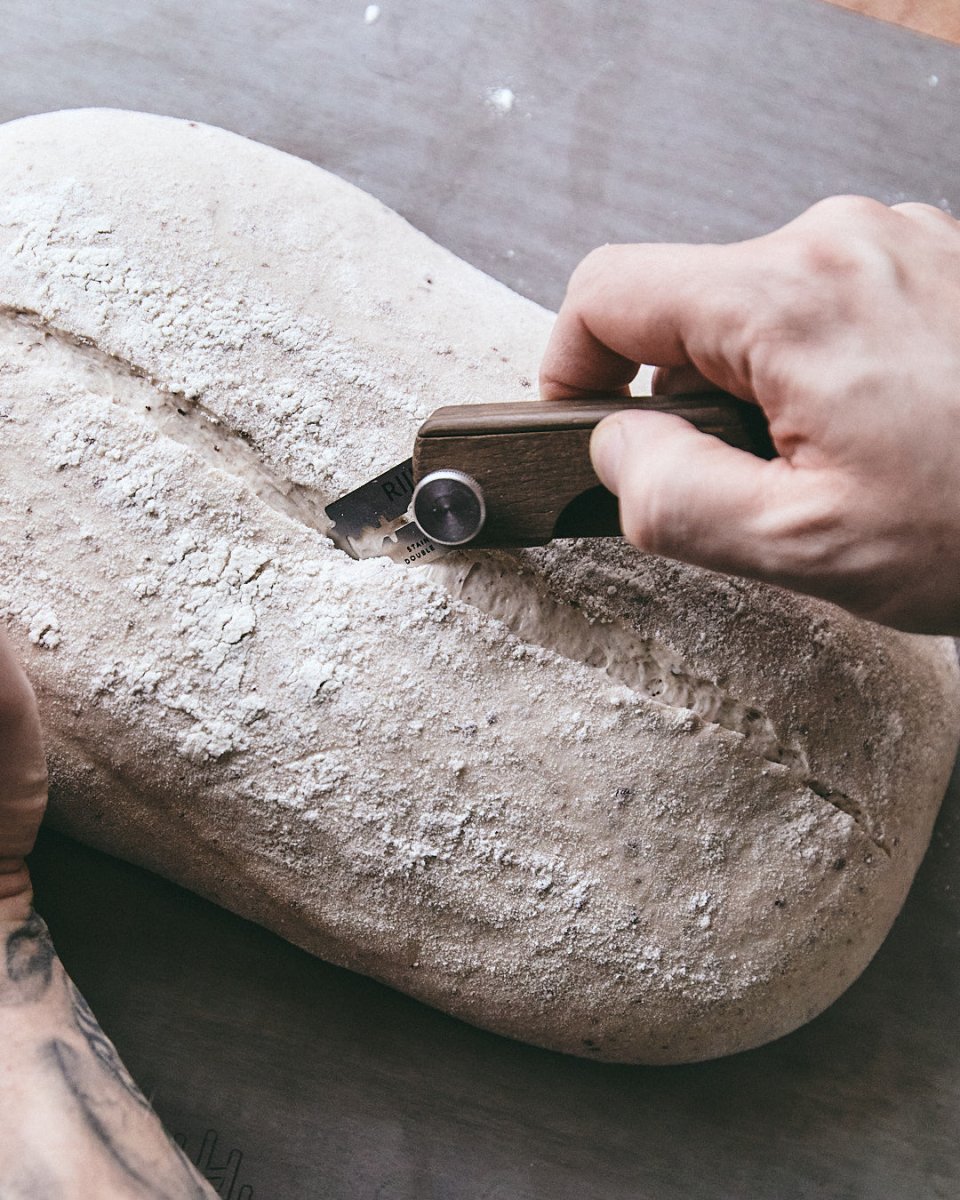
[5,1,960,1196]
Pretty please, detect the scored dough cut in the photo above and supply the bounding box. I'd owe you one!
[0,109,957,1064]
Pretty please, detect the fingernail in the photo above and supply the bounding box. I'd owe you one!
[590,416,625,493]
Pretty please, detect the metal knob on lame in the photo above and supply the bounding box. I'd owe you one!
[411,469,486,546]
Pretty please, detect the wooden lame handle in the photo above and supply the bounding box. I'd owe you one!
[412,392,775,548]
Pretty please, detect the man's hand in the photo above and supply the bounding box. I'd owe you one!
[0,625,217,1197]
[540,196,960,634]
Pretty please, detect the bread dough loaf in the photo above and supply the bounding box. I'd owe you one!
[0,109,957,1064]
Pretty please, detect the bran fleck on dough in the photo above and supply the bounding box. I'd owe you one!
[0,108,957,1063]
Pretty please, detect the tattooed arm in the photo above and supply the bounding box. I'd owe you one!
[0,626,216,1199]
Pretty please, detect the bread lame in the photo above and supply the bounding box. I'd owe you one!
[324,392,776,566]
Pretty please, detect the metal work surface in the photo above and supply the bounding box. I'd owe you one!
[4,1,960,1196]
[3,0,960,311]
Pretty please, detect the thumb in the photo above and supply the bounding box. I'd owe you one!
[590,409,814,583]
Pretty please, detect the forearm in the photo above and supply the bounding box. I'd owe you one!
[0,909,216,1199]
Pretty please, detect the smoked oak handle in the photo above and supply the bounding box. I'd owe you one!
[413,392,775,549]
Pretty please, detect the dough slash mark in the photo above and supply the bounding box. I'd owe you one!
[0,307,335,539]
[0,308,887,855]
[431,558,889,855]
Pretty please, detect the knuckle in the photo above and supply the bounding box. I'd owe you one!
[891,200,944,218]
[789,196,893,278]
[746,198,900,345]
[797,230,879,284]
[566,244,624,305]
[803,193,888,227]
[891,201,960,234]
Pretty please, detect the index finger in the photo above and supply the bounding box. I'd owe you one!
[539,241,745,401]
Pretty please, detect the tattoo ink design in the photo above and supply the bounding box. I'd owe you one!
[176,1129,255,1199]
[0,909,54,1005]
[67,974,151,1109]
[0,906,217,1197]
[5,1161,61,1200]
[47,1038,212,1200]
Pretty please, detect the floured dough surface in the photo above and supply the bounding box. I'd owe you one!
[0,109,957,1063]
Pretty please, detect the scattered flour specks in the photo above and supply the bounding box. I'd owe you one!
[485,86,515,115]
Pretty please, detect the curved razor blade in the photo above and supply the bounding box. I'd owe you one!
[324,458,446,566]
